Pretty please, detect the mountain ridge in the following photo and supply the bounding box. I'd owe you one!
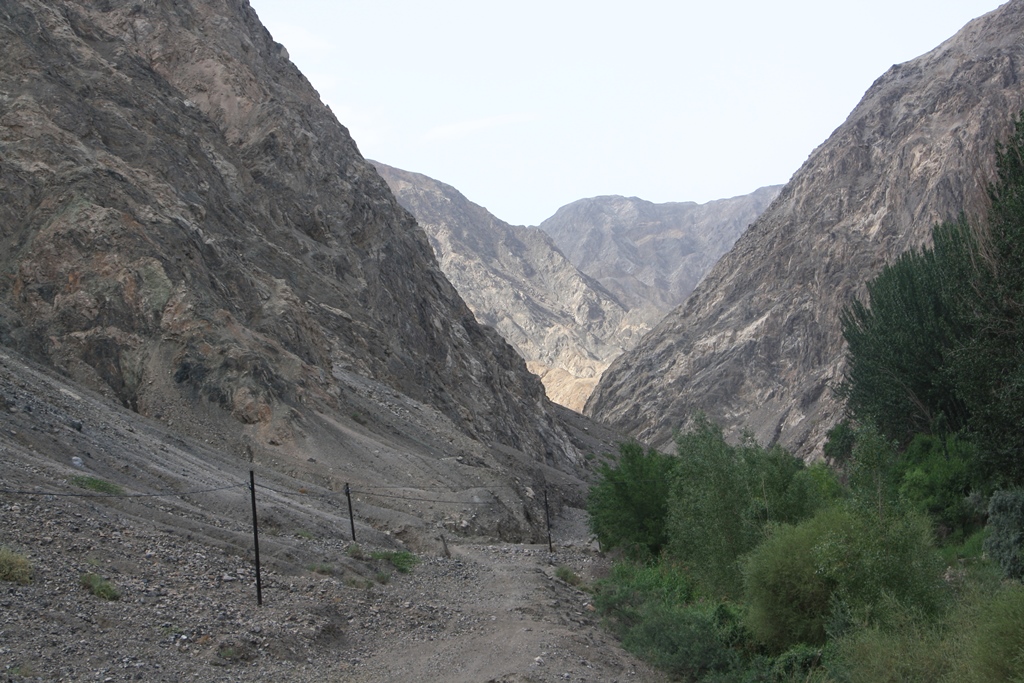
[587,0,1023,457]
[374,161,779,411]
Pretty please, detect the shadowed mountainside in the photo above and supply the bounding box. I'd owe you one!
[0,0,598,541]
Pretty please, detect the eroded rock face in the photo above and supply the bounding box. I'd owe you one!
[0,0,579,472]
[373,162,643,412]
[538,190,782,330]
[587,1,1024,458]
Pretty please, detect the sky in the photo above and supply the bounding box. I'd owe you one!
[247,1,1006,227]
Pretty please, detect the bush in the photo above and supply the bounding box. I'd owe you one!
[587,441,676,559]
[897,433,979,539]
[669,418,827,599]
[743,504,946,652]
[0,546,32,584]
[828,612,947,683]
[742,510,838,649]
[555,565,582,587]
[70,475,124,496]
[984,489,1024,580]
[620,601,737,680]
[593,560,693,628]
[80,572,120,600]
[962,583,1024,682]
[370,550,418,573]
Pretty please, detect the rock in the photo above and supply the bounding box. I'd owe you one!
[0,0,581,480]
[588,1,1024,459]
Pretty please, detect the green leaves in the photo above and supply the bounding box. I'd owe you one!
[587,441,676,559]
[838,221,974,447]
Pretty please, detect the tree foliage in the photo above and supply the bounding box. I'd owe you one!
[667,417,832,598]
[587,441,676,559]
[837,221,973,447]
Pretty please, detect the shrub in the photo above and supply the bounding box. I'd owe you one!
[897,433,979,539]
[587,441,676,559]
[984,489,1024,580]
[307,562,334,576]
[742,510,838,649]
[370,550,418,573]
[828,613,947,683]
[346,543,364,560]
[0,546,32,584]
[593,560,693,629]
[620,601,737,681]
[80,572,120,600]
[743,503,946,652]
[962,583,1024,682]
[555,565,582,587]
[70,475,124,496]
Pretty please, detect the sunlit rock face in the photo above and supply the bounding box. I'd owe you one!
[375,162,778,411]
[587,1,1024,459]
[373,162,638,412]
[539,189,782,326]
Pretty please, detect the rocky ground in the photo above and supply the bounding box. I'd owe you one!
[0,495,665,683]
[0,347,665,682]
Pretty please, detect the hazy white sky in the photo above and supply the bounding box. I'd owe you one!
[248,1,1005,226]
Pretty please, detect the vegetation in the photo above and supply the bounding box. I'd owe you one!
[0,546,32,584]
[555,565,583,587]
[370,550,419,573]
[70,475,124,496]
[307,562,335,576]
[584,114,1024,681]
[587,441,676,559]
[80,572,120,600]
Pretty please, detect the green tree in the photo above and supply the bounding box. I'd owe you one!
[587,442,675,558]
[837,223,973,447]
[950,114,1024,486]
[667,417,828,598]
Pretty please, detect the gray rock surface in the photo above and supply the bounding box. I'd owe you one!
[539,189,782,329]
[0,346,662,682]
[587,1,1024,458]
[373,162,642,412]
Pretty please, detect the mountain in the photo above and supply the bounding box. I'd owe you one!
[372,162,645,412]
[587,1,1024,458]
[0,0,597,542]
[373,163,778,412]
[538,189,782,329]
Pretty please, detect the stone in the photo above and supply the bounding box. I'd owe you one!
[588,1,1024,459]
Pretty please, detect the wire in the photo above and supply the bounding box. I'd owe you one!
[0,483,247,499]
[350,489,495,505]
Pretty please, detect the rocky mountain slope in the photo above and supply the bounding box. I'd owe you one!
[0,346,663,681]
[0,0,592,525]
[539,189,782,328]
[373,163,778,412]
[372,162,646,412]
[587,0,1024,458]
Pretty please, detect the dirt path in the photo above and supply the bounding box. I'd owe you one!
[341,543,666,682]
